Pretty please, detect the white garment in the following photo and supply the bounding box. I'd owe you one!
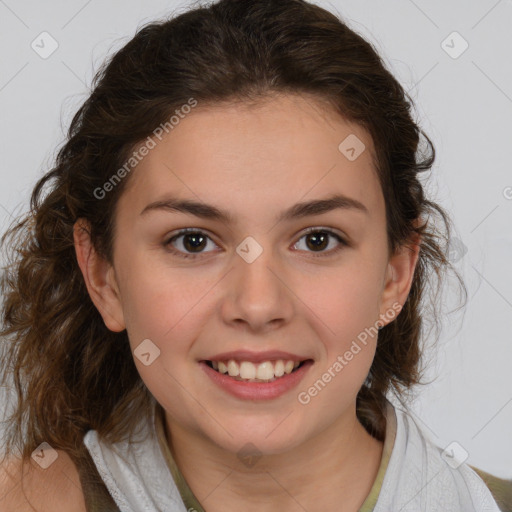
[83,401,501,512]
[84,405,187,512]
[375,404,500,512]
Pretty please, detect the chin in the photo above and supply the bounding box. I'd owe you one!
[204,417,308,458]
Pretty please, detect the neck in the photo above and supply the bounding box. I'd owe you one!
[165,407,384,512]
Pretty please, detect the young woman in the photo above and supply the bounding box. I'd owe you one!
[1,0,510,511]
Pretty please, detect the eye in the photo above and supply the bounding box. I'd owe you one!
[164,229,219,259]
[292,228,348,257]
[163,227,348,260]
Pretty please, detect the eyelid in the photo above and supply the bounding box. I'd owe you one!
[299,225,347,241]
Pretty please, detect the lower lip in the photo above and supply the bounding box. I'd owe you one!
[200,360,314,400]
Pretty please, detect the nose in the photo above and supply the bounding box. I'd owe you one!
[220,244,295,334]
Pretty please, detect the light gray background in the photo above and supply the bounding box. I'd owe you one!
[0,0,511,477]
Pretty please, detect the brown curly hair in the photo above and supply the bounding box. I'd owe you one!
[0,0,466,465]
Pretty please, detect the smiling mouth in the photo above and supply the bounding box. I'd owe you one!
[203,359,312,383]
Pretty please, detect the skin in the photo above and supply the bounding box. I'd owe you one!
[0,451,86,511]
[74,93,420,511]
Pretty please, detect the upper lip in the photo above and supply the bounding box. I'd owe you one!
[202,350,312,364]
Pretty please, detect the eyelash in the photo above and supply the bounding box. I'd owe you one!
[163,227,348,260]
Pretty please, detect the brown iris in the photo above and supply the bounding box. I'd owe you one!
[183,232,207,252]
[305,231,329,251]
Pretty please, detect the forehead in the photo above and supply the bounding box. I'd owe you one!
[120,93,383,221]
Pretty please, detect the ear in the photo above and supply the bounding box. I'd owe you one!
[378,228,421,327]
[73,219,126,332]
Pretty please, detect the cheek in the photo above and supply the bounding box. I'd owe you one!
[297,283,379,411]
[117,261,206,405]
[298,346,375,417]
[291,252,384,401]
[115,251,207,340]
[295,257,385,337]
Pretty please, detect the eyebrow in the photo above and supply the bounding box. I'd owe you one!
[140,193,369,223]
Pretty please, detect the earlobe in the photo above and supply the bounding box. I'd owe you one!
[73,219,126,332]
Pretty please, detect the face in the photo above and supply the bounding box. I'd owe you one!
[76,93,417,456]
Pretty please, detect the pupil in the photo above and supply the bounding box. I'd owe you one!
[307,232,328,251]
[184,233,206,252]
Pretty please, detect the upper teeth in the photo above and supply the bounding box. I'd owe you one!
[212,359,300,380]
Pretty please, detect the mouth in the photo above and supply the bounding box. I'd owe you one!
[202,358,313,383]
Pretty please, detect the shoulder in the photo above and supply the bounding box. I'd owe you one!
[470,466,512,512]
[0,450,86,512]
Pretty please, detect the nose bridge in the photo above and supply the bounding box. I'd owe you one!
[222,235,293,330]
